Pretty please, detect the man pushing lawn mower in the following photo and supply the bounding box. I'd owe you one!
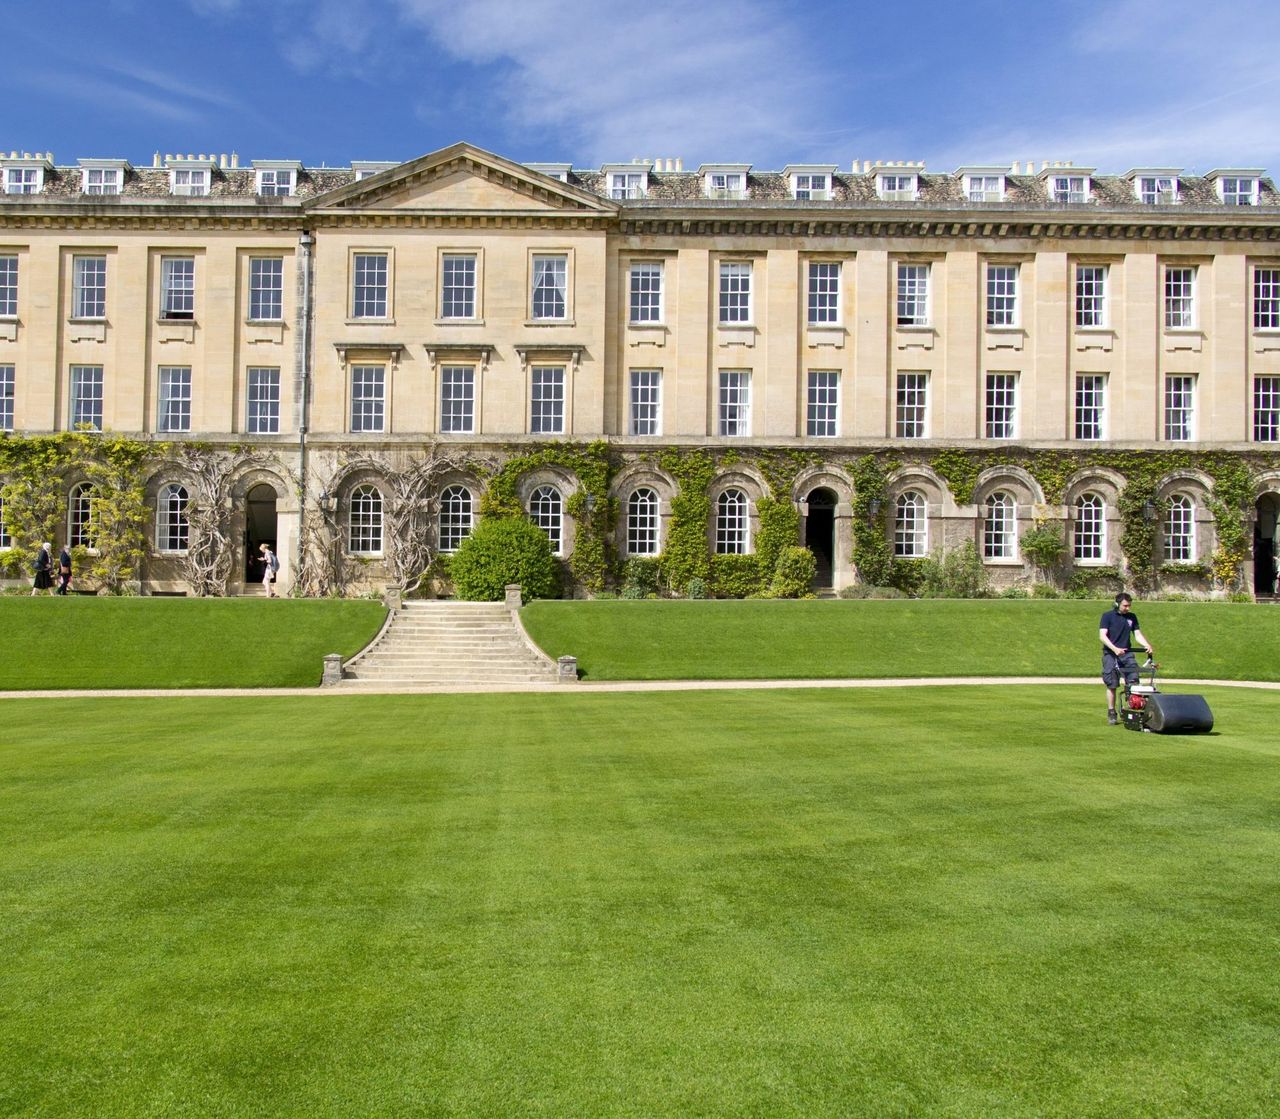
[1099,591,1154,726]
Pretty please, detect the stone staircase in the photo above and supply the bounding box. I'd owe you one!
[340,600,561,688]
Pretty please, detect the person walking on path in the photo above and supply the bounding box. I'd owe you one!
[259,543,280,598]
[56,545,72,595]
[31,542,54,596]
[1099,591,1156,725]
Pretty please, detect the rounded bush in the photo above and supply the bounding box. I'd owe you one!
[767,545,817,599]
[686,577,708,600]
[449,516,560,603]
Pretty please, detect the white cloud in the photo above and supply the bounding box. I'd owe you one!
[244,0,841,164]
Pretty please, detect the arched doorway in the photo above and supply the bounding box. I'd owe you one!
[245,483,279,585]
[1255,493,1279,596]
[805,487,837,589]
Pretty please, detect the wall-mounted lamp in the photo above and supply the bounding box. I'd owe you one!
[868,498,882,518]
[318,490,334,515]
[585,493,597,513]
[1142,500,1157,523]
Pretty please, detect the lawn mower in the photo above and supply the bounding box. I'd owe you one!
[1121,654,1214,734]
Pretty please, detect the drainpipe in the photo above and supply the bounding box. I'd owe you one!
[296,229,315,581]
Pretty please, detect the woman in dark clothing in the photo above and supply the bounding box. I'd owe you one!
[56,546,72,595]
[31,542,54,595]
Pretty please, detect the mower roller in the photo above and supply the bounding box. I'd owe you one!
[1121,655,1214,734]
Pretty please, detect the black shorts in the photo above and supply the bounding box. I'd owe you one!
[1102,650,1139,688]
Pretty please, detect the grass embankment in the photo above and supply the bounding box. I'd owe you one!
[522,599,1280,682]
[0,598,386,689]
[1,688,1277,1117]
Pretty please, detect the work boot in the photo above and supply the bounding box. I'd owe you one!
[1107,709,1118,725]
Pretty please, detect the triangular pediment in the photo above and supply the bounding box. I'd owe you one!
[306,142,616,215]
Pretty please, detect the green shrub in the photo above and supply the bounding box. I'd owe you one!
[1031,582,1061,599]
[917,541,991,599]
[709,554,762,599]
[685,577,708,600]
[867,586,907,599]
[888,559,925,597]
[1229,591,1254,603]
[838,584,870,599]
[619,585,648,600]
[1020,523,1066,577]
[449,516,560,603]
[622,557,662,597]
[999,586,1030,599]
[765,546,816,599]
[592,590,619,600]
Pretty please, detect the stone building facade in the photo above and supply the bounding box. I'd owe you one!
[1,142,1279,595]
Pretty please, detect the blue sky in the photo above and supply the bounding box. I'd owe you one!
[4,0,1280,175]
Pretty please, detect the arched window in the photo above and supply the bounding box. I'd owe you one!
[68,483,97,548]
[715,489,749,554]
[1164,495,1194,562]
[529,485,563,555]
[0,496,10,550]
[627,488,659,556]
[438,485,473,553]
[983,492,1016,559]
[348,484,383,555]
[157,483,189,552]
[894,491,927,557]
[1073,493,1105,561]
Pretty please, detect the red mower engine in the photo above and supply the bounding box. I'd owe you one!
[1122,658,1214,734]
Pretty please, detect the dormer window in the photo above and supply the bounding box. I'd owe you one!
[877,173,918,201]
[701,165,750,200]
[1052,175,1089,203]
[79,159,129,196]
[167,158,215,197]
[965,174,1005,202]
[785,165,836,201]
[1139,176,1178,205]
[254,162,300,197]
[1220,176,1258,206]
[172,169,207,196]
[351,161,397,181]
[603,165,649,199]
[525,163,571,183]
[2,155,52,195]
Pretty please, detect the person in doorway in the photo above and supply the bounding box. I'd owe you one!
[56,545,72,595]
[1099,591,1156,725]
[259,542,280,597]
[31,542,54,595]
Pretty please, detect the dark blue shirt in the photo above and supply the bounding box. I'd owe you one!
[1100,608,1140,652]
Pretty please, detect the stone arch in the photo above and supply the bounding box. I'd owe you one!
[225,466,293,593]
[792,467,853,590]
[518,466,581,559]
[611,464,677,560]
[973,464,1043,506]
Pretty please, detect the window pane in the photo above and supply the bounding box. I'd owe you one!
[249,258,284,320]
[807,262,840,325]
[894,492,926,557]
[161,257,195,320]
[986,265,1017,327]
[529,485,563,554]
[1164,375,1195,441]
[348,485,383,554]
[629,369,661,436]
[0,255,16,316]
[629,263,662,323]
[1073,495,1104,560]
[985,373,1017,439]
[438,485,473,553]
[350,365,385,432]
[1074,374,1106,440]
[70,365,103,430]
[0,364,13,432]
[352,254,388,318]
[896,264,929,326]
[531,367,565,434]
[806,371,838,437]
[1254,376,1280,442]
[442,255,476,319]
[157,484,190,552]
[1254,268,1280,330]
[896,372,928,438]
[1164,267,1195,329]
[440,366,475,433]
[73,256,106,318]
[532,256,567,320]
[983,493,1016,559]
[627,488,659,555]
[719,262,751,324]
[715,489,748,554]
[718,370,750,436]
[247,367,281,434]
[157,366,192,433]
[1164,496,1194,562]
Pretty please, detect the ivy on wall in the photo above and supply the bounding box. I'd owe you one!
[481,440,615,593]
[0,433,155,591]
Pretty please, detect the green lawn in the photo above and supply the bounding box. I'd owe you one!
[0,598,386,689]
[522,599,1280,682]
[1,687,1277,1118]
